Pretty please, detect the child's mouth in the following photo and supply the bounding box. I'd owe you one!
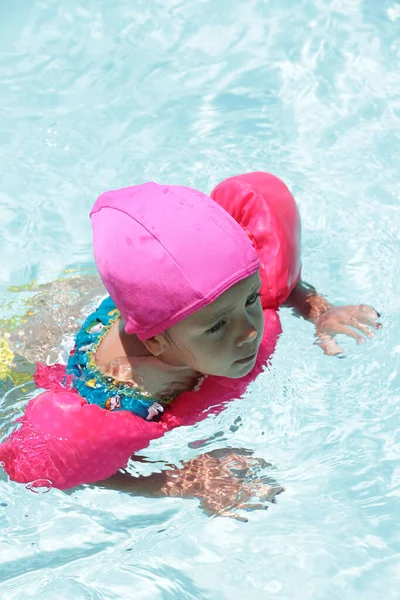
[234,352,257,365]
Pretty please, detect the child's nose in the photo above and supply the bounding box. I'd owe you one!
[236,322,258,346]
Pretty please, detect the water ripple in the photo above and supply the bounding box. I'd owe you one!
[0,0,399,598]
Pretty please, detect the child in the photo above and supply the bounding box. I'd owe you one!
[0,172,380,515]
[68,172,379,421]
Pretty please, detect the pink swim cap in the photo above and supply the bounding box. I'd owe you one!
[90,183,259,340]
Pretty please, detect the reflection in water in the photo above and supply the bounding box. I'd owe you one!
[4,275,105,365]
[0,275,105,392]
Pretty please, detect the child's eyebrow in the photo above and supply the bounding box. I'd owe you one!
[204,305,236,326]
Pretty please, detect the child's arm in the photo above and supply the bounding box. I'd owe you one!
[98,449,284,521]
[284,279,381,356]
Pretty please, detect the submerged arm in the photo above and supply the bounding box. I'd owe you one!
[283,280,332,321]
[97,449,283,521]
[284,279,381,356]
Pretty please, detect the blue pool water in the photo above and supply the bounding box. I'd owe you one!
[0,1,399,598]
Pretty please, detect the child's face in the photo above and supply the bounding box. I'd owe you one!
[161,271,264,378]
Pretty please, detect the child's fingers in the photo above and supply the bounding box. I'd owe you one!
[355,307,382,329]
[358,304,381,321]
[253,484,285,503]
[219,510,248,522]
[350,318,375,339]
[315,333,344,356]
[238,502,269,511]
[327,323,366,344]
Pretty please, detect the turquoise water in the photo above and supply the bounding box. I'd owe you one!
[1,0,399,598]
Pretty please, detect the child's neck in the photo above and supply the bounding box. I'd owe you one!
[94,317,202,399]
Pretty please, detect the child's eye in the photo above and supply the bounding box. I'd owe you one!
[206,319,227,335]
[246,292,261,306]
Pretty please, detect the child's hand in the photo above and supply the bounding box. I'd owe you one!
[314,304,381,356]
[160,449,284,521]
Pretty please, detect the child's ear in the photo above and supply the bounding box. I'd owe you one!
[142,335,166,357]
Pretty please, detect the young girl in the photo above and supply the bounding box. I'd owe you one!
[0,172,380,518]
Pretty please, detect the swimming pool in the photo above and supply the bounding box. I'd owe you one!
[0,0,399,598]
